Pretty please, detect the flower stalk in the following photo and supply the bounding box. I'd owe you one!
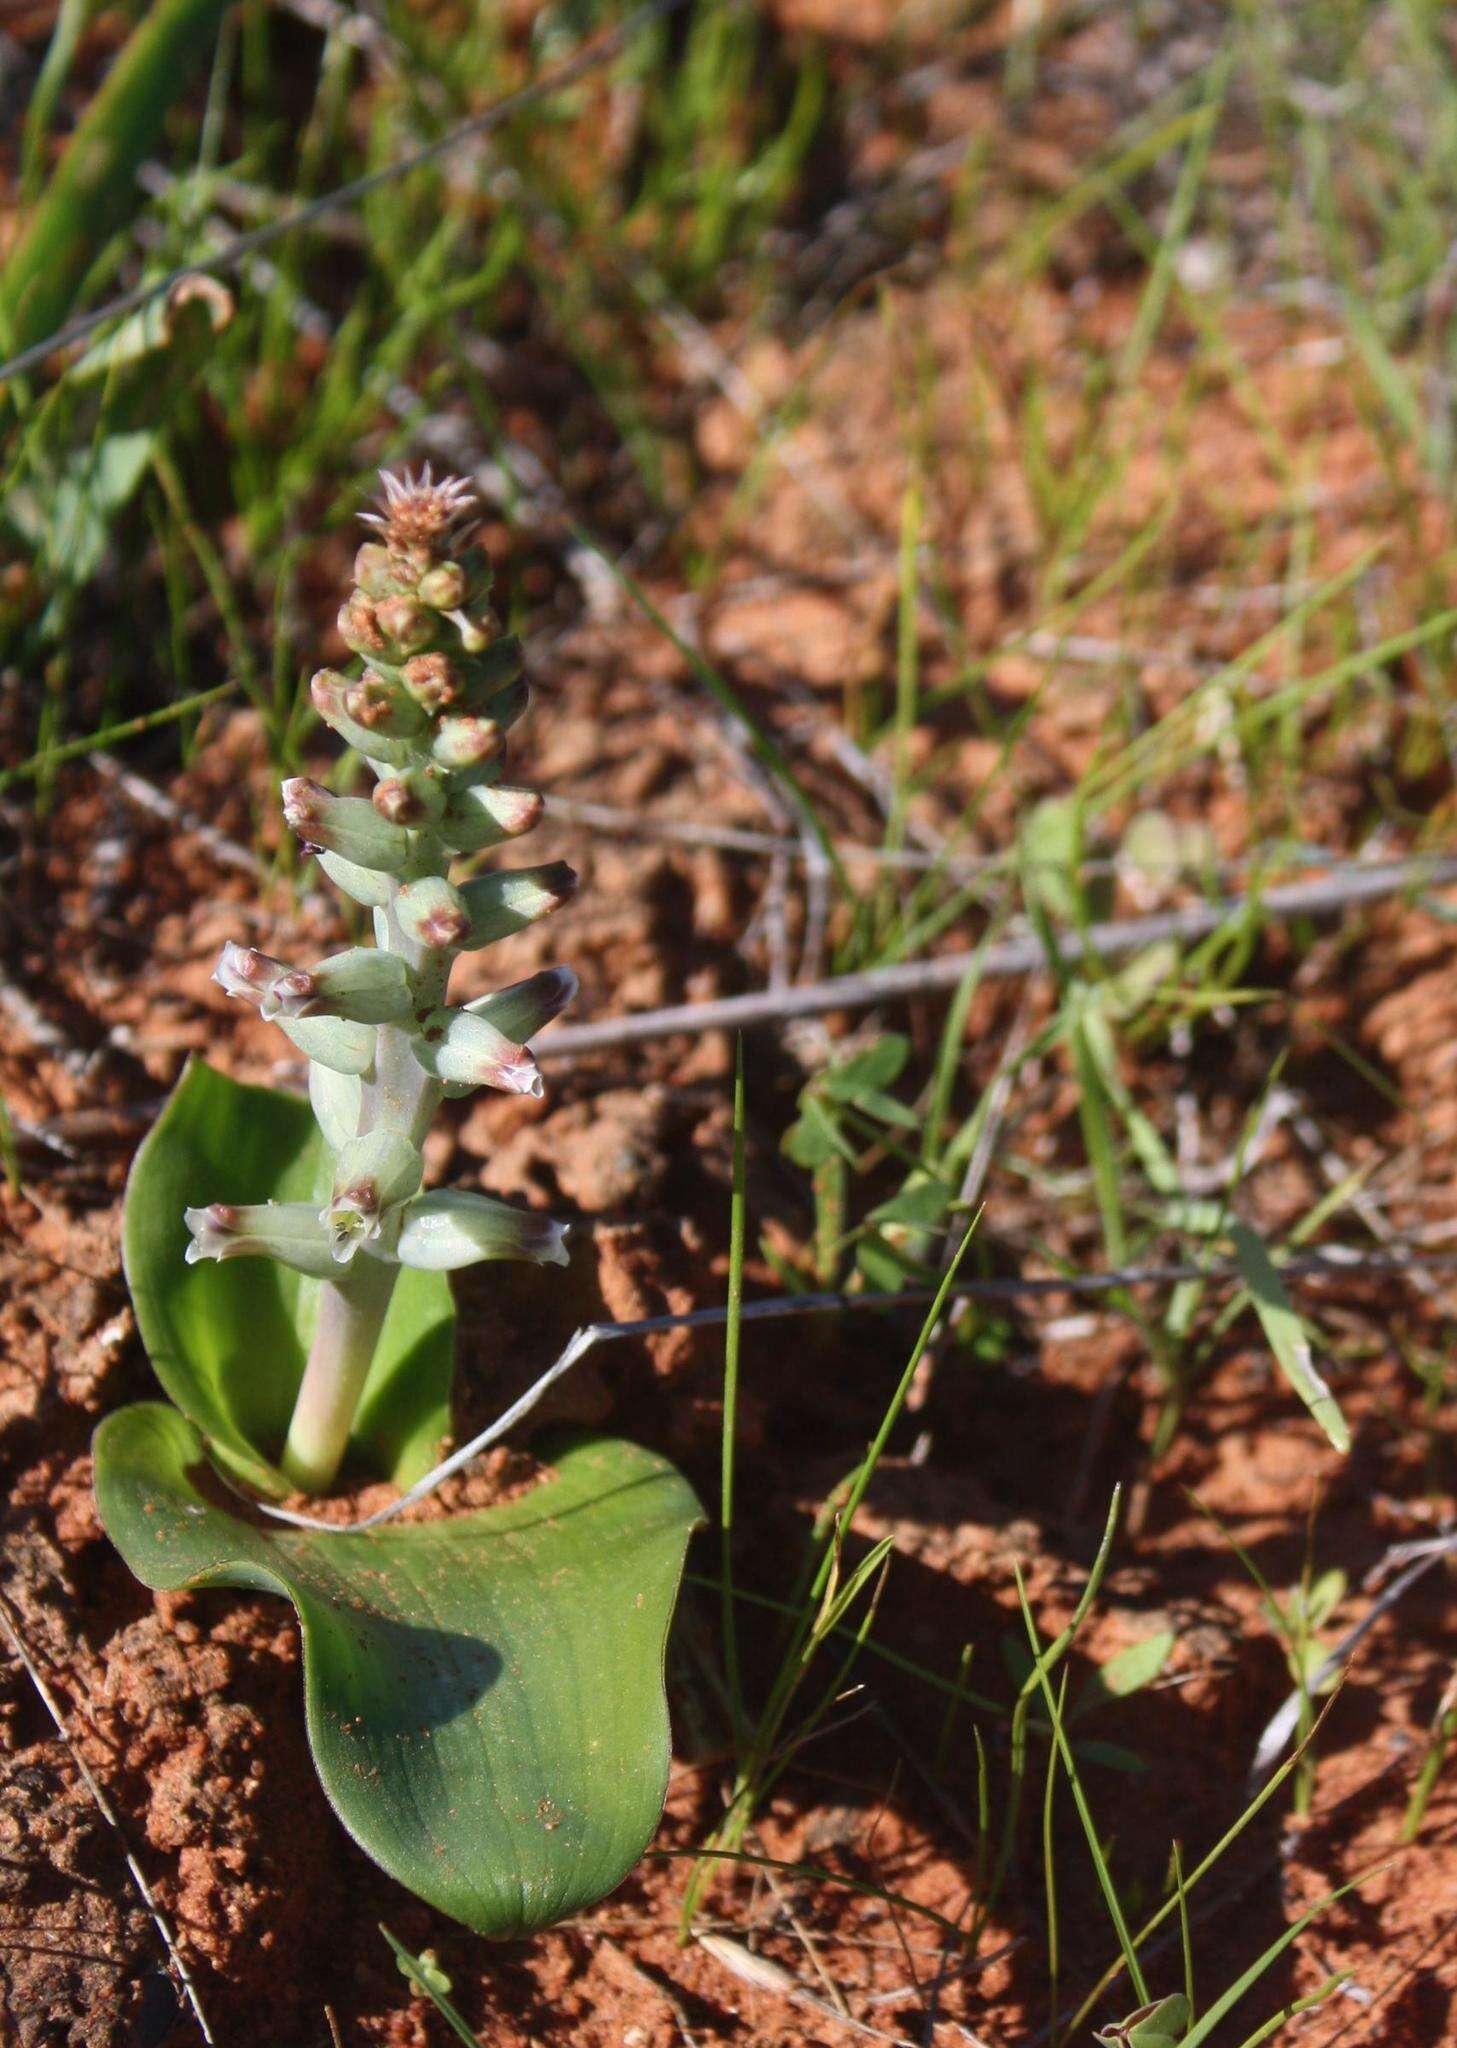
[190,467,575,1494]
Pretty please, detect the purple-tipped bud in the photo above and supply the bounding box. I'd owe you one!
[310,669,422,767]
[376,595,434,652]
[214,941,288,1006]
[343,670,426,737]
[214,942,326,1019]
[401,652,460,714]
[459,862,577,948]
[417,561,468,609]
[466,965,577,1043]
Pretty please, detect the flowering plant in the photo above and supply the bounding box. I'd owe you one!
[93,472,699,1935]
[189,467,577,1493]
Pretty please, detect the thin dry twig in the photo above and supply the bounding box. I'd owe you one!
[89,753,260,877]
[0,1591,215,2045]
[252,1242,1457,1536]
[540,854,1457,1056]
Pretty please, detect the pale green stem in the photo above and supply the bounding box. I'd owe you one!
[280,873,447,1493]
[280,1253,399,1492]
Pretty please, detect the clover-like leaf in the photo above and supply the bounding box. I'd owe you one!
[123,1060,453,1495]
[94,1404,702,1935]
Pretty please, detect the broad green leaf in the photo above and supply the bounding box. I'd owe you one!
[94,1404,702,1935]
[123,1060,453,1495]
[1229,1222,1350,1453]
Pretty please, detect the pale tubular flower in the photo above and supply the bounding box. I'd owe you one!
[459,862,577,948]
[464,966,578,1043]
[213,942,411,1024]
[394,1190,570,1271]
[184,1202,338,1277]
[410,1008,542,1095]
[322,1131,423,1263]
[280,779,411,873]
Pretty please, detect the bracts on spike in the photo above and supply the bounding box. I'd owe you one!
[186,467,578,1494]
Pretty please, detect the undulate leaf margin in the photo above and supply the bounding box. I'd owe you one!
[94,1403,703,1935]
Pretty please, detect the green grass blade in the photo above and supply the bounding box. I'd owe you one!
[0,0,235,360]
[1229,1222,1350,1453]
[720,1040,748,1750]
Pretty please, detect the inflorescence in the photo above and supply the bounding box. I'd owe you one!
[185,467,577,1491]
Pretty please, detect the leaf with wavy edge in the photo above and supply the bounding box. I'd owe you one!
[94,1403,701,1934]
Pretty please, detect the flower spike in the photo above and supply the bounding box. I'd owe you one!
[182,465,577,1493]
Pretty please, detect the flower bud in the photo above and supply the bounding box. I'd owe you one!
[459,861,577,949]
[307,947,414,1022]
[417,561,468,609]
[311,669,422,768]
[465,966,577,1043]
[373,771,444,827]
[376,595,434,653]
[430,717,502,773]
[338,595,386,655]
[345,669,427,734]
[394,1191,569,1272]
[438,781,542,852]
[395,875,471,951]
[282,778,411,872]
[353,544,402,597]
[401,652,461,714]
[184,1201,338,1277]
[410,1008,542,1095]
[213,942,290,1009]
